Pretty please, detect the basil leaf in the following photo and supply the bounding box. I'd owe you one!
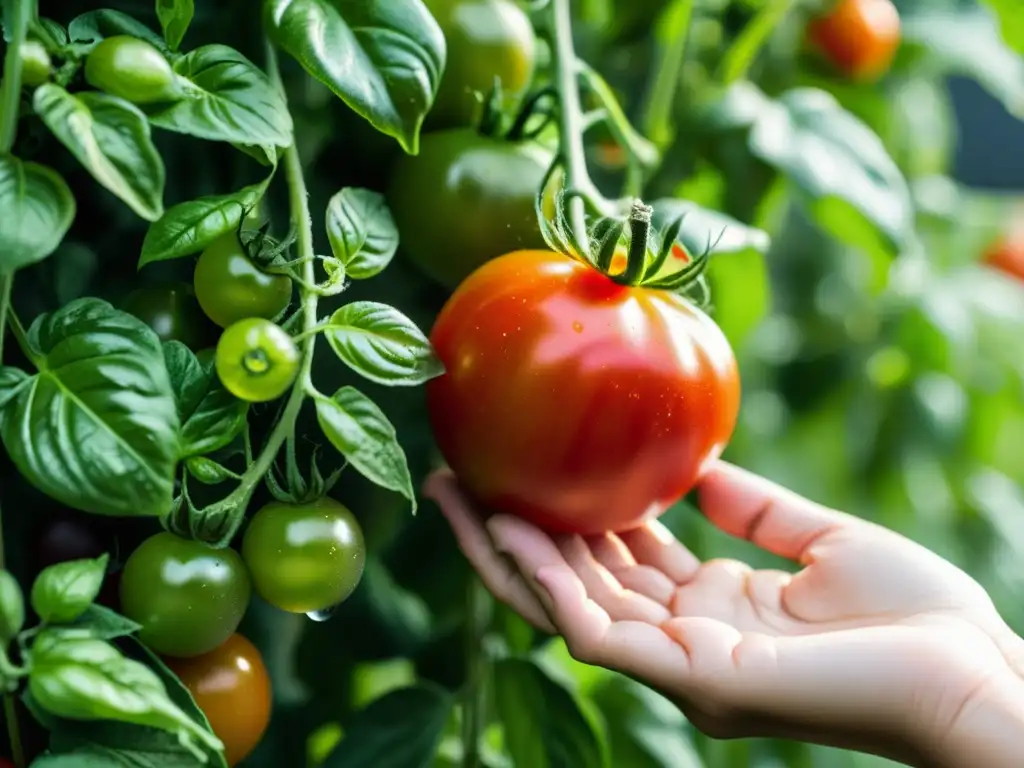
[54,604,141,641]
[325,187,399,279]
[0,299,179,517]
[156,0,194,51]
[139,179,269,265]
[163,341,248,458]
[33,85,165,222]
[31,555,109,624]
[0,154,75,271]
[145,44,293,148]
[29,634,222,757]
[315,386,415,511]
[67,9,168,52]
[0,570,24,644]
[265,0,445,153]
[325,301,443,387]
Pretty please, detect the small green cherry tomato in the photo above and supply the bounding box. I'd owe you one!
[120,282,212,349]
[194,233,293,329]
[84,36,179,105]
[215,318,300,403]
[119,532,252,658]
[20,40,52,87]
[242,498,366,614]
[424,0,537,130]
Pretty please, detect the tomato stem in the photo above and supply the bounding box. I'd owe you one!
[718,0,799,85]
[545,0,600,246]
[461,577,491,768]
[638,0,696,152]
[0,0,31,154]
[613,199,653,286]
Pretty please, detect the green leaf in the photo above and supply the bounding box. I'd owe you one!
[186,456,240,484]
[0,367,27,409]
[0,154,76,271]
[31,18,70,50]
[162,341,247,458]
[0,569,25,644]
[325,301,443,387]
[902,4,1024,119]
[55,604,141,641]
[325,187,399,279]
[144,44,293,147]
[982,0,1024,55]
[493,657,608,768]
[0,299,179,517]
[31,555,110,624]
[156,0,194,50]
[323,684,453,768]
[591,675,704,768]
[746,87,913,259]
[264,0,445,154]
[67,9,168,52]
[33,85,165,222]
[139,179,269,265]
[26,752,124,767]
[315,386,416,511]
[28,634,222,757]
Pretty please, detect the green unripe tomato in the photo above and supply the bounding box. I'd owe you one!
[20,40,52,87]
[84,36,179,105]
[119,533,252,658]
[194,233,293,329]
[242,498,366,614]
[215,318,300,403]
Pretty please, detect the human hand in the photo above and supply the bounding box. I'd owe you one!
[424,461,1024,766]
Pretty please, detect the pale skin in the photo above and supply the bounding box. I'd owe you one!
[423,461,1024,767]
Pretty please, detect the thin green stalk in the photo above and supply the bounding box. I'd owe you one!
[3,697,23,768]
[639,0,696,151]
[0,275,11,375]
[547,0,594,247]
[718,0,798,85]
[461,578,491,768]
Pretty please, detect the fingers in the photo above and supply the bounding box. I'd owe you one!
[618,521,701,583]
[696,461,859,563]
[423,470,555,632]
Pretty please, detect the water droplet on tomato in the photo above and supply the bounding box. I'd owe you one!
[306,605,339,622]
[572,321,584,333]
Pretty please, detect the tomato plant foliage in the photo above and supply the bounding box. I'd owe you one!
[0,0,1023,766]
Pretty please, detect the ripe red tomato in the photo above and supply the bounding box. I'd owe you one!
[426,249,740,535]
[164,633,272,767]
[808,0,900,82]
[984,235,1024,282]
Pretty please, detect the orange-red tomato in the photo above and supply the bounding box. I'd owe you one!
[164,633,272,767]
[426,249,740,535]
[808,0,900,82]
[984,236,1024,282]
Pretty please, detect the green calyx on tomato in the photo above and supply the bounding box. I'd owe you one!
[387,128,553,289]
[120,282,213,349]
[425,237,740,535]
[119,532,252,658]
[20,40,52,87]
[807,0,901,82]
[84,35,180,105]
[423,0,537,131]
[215,317,300,403]
[164,633,271,767]
[242,497,366,614]
[194,232,293,329]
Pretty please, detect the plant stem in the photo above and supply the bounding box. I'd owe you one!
[718,0,798,85]
[0,0,30,154]
[461,578,491,768]
[639,0,696,151]
[546,0,595,247]
[196,41,319,543]
[3,697,23,768]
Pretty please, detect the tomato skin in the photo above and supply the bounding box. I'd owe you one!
[20,40,52,87]
[241,498,366,614]
[84,36,179,104]
[984,236,1024,282]
[808,0,900,82]
[119,533,251,658]
[194,233,293,329]
[426,250,740,535]
[215,318,300,403]
[424,0,536,130]
[164,633,271,767]
[120,282,212,349]
[386,129,551,289]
